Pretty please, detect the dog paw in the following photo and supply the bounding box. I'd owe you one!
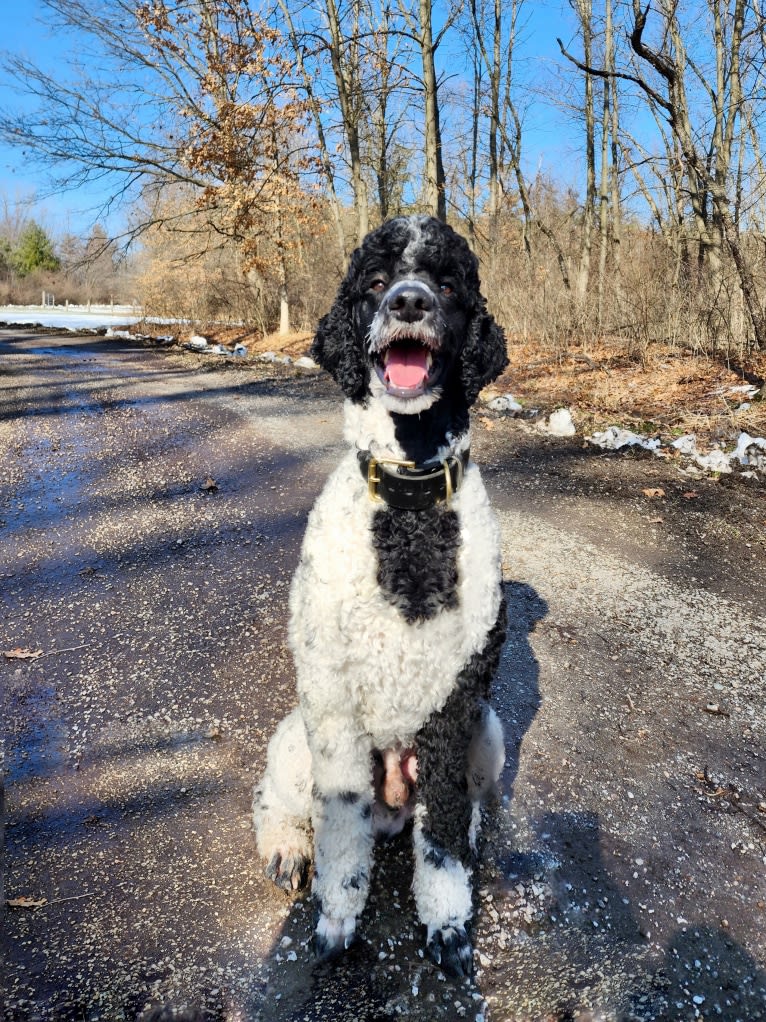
[426,925,473,979]
[313,912,357,962]
[265,851,310,892]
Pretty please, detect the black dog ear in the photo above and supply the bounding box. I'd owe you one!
[460,301,509,406]
[310,279,369,402]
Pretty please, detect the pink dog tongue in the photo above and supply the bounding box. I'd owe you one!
[384,345,429,389]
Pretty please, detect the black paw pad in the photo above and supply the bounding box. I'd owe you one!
[265,851,310,892]
[427,925,473,979]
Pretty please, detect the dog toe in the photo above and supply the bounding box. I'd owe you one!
[427,925,473,979]
[313,913,357,962]
[266,851,310,892]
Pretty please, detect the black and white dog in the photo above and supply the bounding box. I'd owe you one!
[253,215,509,978]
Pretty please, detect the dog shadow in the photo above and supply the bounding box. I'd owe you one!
[493,580,547,805]
[244,579,546,1021]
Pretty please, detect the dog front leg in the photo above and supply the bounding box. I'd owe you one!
[412,689,482,979]
[309,726,375,961]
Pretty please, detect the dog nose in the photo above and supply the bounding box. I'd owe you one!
[385,281,435,322]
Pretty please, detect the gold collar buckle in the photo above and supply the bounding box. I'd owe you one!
[367,456,416,503]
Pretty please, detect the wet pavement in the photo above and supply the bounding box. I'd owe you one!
[2,331,765,1021]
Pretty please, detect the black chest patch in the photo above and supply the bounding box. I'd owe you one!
[371,506,461,623]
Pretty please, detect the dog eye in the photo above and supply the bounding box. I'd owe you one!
[439,282,455,296]
[369,278,387,293]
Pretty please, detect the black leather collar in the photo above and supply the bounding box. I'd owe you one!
[358,448,469,510]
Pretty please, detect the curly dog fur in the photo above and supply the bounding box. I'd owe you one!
[253,215,509,978]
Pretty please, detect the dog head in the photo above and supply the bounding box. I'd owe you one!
[312,216,508,412]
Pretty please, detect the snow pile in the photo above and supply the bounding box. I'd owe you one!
[587,427,766,476]
[488,393,523,415]
[257,351,292,364]
[731,432,766,471]
[670,434,697,456]
[541,408,577,437]
[294,355,319,370]
[588,426,662,453]
[183,336,248,357]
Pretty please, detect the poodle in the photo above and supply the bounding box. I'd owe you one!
[253,215,509,978]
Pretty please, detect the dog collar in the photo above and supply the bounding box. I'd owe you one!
[358,449,469,510]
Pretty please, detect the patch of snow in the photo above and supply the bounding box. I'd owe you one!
[671,434,697,456]
[256,351,292,364]
[727,383,760,397]
[233,343,248,357]
[488,394,523,415]
[693,448,732,474]
[588,425,766,476]
[731,432,766,470]
[187,335,209,350]
[543,408,577,437]
[588,426,661,452]
[0,305,143,331]
[294,355,319,369]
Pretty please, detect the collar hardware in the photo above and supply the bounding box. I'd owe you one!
[359,449,469,510]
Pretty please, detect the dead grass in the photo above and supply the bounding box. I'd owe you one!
[494,338,766,441]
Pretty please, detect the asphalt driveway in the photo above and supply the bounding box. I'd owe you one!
[2,331,765,1021]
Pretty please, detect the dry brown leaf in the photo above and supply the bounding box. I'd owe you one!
[682,491,700,499]
[7,895,48,909]
[4,647,43,661]
[646,516,664,524]
[642,487,665,498]
[201,476,219,493]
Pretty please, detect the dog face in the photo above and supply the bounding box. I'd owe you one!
[312,216,508,410]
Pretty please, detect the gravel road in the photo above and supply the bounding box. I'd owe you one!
[2,331,765,1022]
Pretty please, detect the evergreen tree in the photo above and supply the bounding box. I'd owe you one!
[0,236,12,275]
[12,222,60,276]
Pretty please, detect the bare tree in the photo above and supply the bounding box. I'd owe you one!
[570,0,596,303]
[397,0,449,220]
[0,1,310,267]
[562,1,765,349]
[323,0,370,241]
[275,0,348,260]
[362,2,412,222]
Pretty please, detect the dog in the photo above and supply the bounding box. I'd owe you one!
[253,215,509,978]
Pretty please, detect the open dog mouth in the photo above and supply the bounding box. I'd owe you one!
[374,339,442,398]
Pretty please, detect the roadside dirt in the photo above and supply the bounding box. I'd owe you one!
[2,331,764,1022]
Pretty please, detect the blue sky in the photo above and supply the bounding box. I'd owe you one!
[0,0,585,240]
[0,0,92,234]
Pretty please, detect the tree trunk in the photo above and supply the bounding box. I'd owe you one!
[276,0,346,260]
[279,283,290,335]
[575,0,595,305]
[418,0,446,220]
[325,0,368,242]
[596,0,612,329]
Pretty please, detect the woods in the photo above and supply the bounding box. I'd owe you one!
[2,0,766,361]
